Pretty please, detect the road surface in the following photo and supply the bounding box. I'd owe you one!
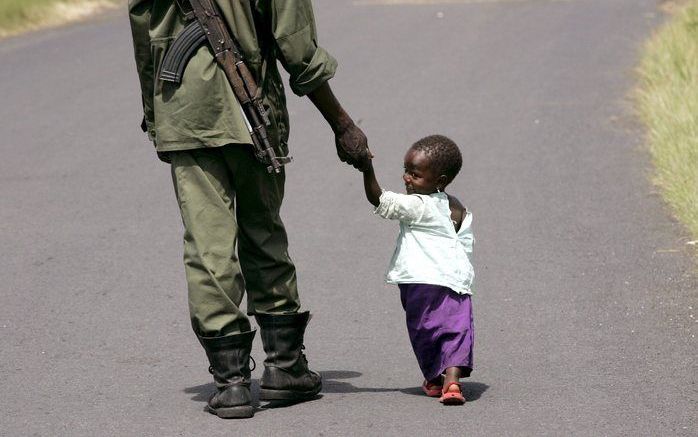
[0,0,695,435]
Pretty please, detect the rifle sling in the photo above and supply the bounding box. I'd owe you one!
[163,0,290,173]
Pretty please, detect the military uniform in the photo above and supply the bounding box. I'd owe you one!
[128,0,339,418]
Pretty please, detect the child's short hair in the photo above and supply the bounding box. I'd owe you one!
[411,135,462,184]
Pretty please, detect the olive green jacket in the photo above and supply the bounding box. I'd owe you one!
[128,0,337,152]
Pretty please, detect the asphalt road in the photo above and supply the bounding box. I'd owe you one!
[1,1,696,436]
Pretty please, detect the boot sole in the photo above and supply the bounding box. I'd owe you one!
[205,405,255,419]
[259,386,322,401]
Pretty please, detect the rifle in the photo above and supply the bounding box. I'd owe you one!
[159,0,291,173]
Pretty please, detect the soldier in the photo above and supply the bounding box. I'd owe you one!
[128,0,370,419]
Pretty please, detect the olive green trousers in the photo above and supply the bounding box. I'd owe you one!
[169,145,300,337]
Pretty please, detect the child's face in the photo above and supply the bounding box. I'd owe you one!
[403,148,446,195]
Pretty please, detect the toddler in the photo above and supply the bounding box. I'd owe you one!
[361,135,474,405]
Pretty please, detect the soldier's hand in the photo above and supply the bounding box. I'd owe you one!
[335,123,372,171]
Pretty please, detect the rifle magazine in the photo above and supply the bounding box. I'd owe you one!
[159,21,206,84]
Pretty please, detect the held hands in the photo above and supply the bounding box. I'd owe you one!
[334,122,373,172]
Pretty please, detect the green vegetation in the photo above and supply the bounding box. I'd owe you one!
[637,1,698,242]
[1,0,72,35]
[0,0,119,38]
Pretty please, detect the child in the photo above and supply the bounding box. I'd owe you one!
[361,135,474,405]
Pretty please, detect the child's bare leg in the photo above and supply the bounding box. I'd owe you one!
[443,367,461,386]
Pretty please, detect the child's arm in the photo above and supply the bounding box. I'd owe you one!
[362,160,382,207]
[363,159,425,223]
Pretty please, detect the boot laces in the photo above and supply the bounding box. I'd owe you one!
[300,345,309,365]
[207,356,256,375]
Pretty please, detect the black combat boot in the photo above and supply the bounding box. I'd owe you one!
[198,330,256,418]
[255,311,322,400]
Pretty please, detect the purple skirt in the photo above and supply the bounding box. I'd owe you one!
[399,283,474,382]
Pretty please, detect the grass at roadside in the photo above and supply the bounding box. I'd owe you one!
[0,0,120,39]
[637,1,698,243]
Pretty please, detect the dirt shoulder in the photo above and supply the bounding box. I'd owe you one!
[0,0,121,40]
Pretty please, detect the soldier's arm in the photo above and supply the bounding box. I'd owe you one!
[268,0,336,96]
[128,0,155,140]
[268,0,370,169]
[307,82,371,170]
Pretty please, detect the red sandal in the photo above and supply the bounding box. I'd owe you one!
[421,378,443,397]
[439,382,466,405]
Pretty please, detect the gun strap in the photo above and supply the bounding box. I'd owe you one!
[172,0,289,173]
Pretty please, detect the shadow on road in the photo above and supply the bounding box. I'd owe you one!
[320,370,404,394]
[184,380,323,412]
[321,370,490,402]
[185,380,261,407]
[184,382,216,403]
[184,372,489,410]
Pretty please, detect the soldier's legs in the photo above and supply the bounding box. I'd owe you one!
[170,148,251,337]
[171,144,316,406]
[222,146,320,400]
[222,145,300,315]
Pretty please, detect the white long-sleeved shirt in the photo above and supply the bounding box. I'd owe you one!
[374,191,474,295]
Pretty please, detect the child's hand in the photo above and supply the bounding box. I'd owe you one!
[357,146,374,173]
